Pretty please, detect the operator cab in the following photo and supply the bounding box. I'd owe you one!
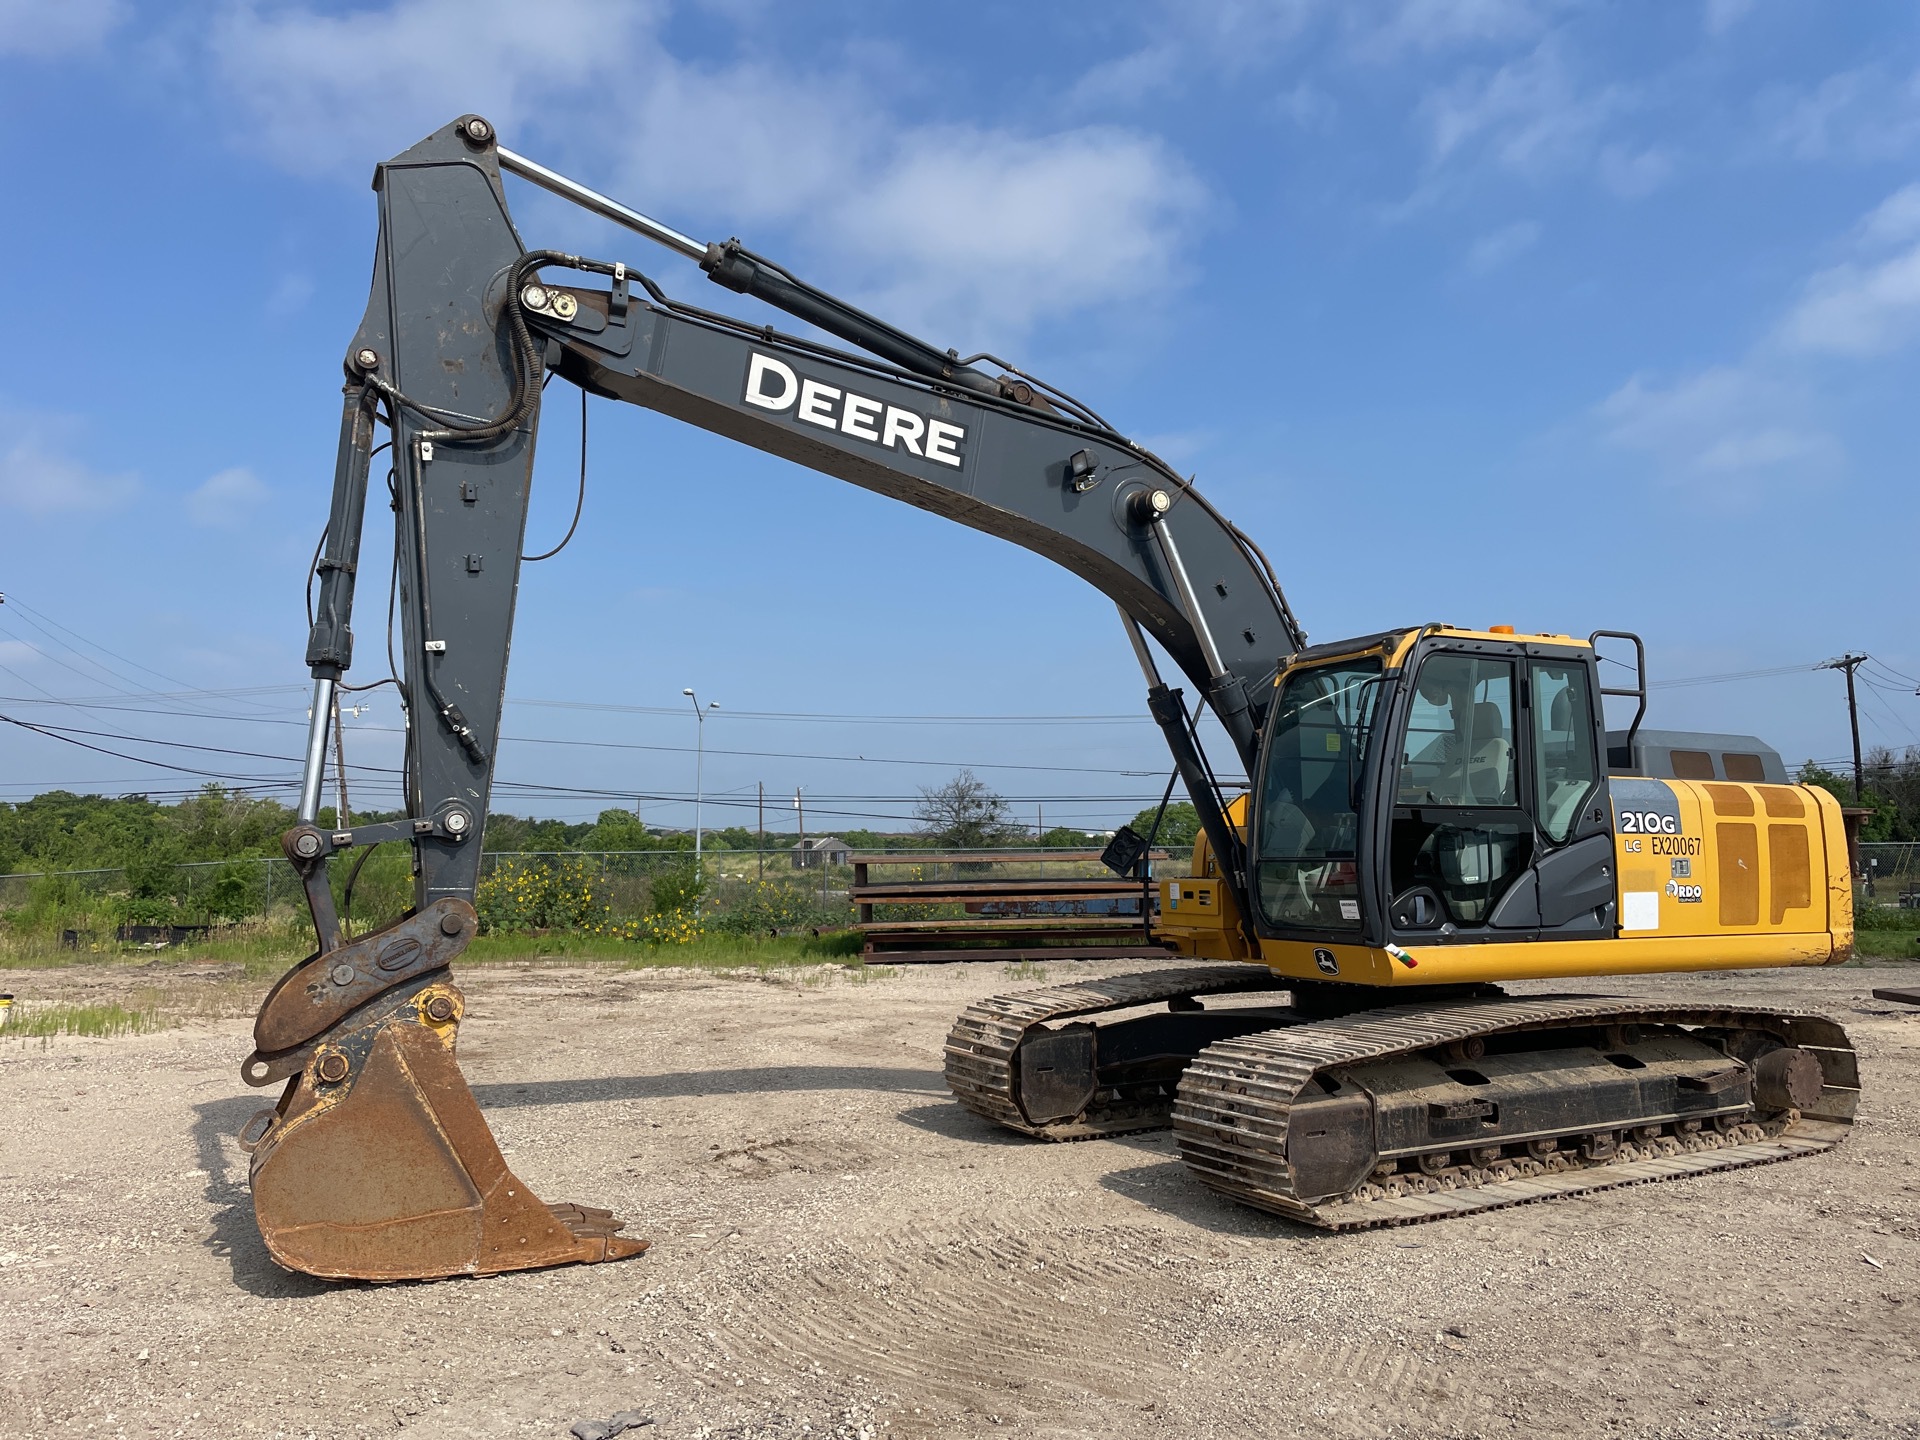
[1251,626,1626,948]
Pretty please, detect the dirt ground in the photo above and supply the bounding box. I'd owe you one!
[2,957,1918,1440]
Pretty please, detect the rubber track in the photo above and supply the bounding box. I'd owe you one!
[943,966,1288,1139]
[1173,995,1857,1229]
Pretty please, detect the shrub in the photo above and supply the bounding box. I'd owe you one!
[202,863,258,923]
[707,879,839,936]
[647,863,705,916]
[475,858,608,934]
[112,893,180,926]
[596,910,703,945]
[14,871,94,933]
[1854,902,1920,932]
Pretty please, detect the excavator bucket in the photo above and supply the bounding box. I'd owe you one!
[238,898,646,1281]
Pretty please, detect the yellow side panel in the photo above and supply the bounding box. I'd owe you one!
[1768,824,1811,923]
[1155,793,1262,964]
[1716,822,1760,926]
[1613,779,1835,943]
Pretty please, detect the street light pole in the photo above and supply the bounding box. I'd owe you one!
[682,688,718,877]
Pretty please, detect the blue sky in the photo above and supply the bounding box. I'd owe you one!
[2,0,1918,838]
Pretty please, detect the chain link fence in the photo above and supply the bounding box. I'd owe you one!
[0,846,1195,938]
[1859,843,1920,900]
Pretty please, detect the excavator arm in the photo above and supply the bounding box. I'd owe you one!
[243,115,1302,1281]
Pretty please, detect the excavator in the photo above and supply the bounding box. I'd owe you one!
[241,115,1858,1281]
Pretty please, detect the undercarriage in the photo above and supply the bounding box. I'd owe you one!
[944,967,1856,1227]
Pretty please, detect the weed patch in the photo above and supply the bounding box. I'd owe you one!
[4,1001,161,1040]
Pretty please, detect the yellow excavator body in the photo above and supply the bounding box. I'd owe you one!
[1158,782,1854,984]
[1156,626,1855,984]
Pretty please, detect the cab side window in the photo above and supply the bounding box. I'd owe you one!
[1397,656,1517,808]
[1530,661,1598,843]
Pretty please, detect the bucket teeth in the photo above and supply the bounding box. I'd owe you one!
[244,969,646,1281]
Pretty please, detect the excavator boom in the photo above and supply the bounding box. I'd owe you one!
[248,115,1301,1280]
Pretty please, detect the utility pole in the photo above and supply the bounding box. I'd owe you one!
[795,787,806,869]
[330,690,353,937]
[683,688,718,910]
[330,690,352,832]
[757,781,765,879]
[1822,654,1869,801]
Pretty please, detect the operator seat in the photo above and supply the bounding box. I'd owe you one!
[1467,700,1513,805]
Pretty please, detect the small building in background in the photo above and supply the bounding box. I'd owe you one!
[793,836,850,868]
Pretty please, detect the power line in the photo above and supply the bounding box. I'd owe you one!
[0,714,295,785]
[1646,661,1822,690]
[1856,682,1919,747]
[3,715,1189,809]
[0,595,285,718]
[0,701,1174,778]
[506,697,1155,726]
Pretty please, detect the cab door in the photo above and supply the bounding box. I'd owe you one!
[1384,643,1614,942]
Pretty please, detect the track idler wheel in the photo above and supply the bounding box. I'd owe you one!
[238,899,647,1281]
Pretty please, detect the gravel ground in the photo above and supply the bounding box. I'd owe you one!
[1,958,1917,1440]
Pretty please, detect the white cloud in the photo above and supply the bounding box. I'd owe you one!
[1274,81,1337,130]
[1777,244,1920,357]
[1762,64,1920,163]
[203,0,1208,346]
[204,0,654,179]
[187,467,270,528]
[1597,143,1674,198]
[1702,0,1753,36]
[1770,182,1920,358]
[264,272,315,320]
[1856,182,1920,251]
[0,0,124,57]
[1354,0,1553,59]
[1598,179,1920,491]
[0,418,137,515]
[1067,0,1321,103]
[830,128,1205,343]
[1419,41,1633,184]
[1597,367,1840,487]
[1464,219,1540,273]
[0,639,40,667]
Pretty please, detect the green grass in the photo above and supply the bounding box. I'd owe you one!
[467,928,865,970]
[1854,930,1920,960]
[3,1000,161,1039]
[0,921,870,979]
[0,924,307,976]
[1002,960,1050,982]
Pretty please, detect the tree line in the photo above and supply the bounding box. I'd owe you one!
[1802,748,1920,842]
[0,770,1204,881]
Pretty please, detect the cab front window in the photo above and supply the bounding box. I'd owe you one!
[1256,657,1382,933]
